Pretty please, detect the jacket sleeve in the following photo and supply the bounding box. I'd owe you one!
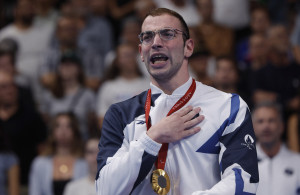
[95,104,161,195]
[192,95,259,195]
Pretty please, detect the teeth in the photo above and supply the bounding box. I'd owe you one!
[151,54,168,64]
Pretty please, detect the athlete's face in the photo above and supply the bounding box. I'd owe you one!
[139,14,193,82]
[253,107,283,147]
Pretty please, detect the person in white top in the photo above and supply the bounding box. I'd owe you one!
[252,101,300,195]
[96,43,149,128]
[63,137,99,195]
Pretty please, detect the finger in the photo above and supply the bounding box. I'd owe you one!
[177,105,193,117]
[184,115,205,129]
[181,126,201,138]
[182,107,201,121]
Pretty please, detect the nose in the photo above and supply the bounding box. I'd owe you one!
[151,33,163,49]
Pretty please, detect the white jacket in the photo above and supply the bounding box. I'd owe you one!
[96,77,259,195]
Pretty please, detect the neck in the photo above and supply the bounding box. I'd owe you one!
[55,146,72,156]
[260,141,281,158]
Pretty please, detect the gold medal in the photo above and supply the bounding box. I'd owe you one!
[151,169,170,195]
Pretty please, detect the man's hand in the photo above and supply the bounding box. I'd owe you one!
[147,106,204,143]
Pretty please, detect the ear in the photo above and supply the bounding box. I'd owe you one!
[184,39,194,58]
[138,44,144,62]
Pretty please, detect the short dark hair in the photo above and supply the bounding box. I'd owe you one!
[144,8,190,42]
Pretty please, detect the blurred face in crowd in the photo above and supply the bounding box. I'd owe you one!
[0,72,18,106]
[85,138,99,175]
[253,107,283,148]
[15,0,36,26]
[58,61,80,81]
[196,0,213,21]
[251,8,270,35]
[249,34,269,60]
[268,25,290,52]
[56,17,78,48]
[0,55,15,75]
[135,0,157,20]
[117,44,138,73]
[190,55,209,76]
[214,59,238,89]
[122,20,141,47]
[53,115,74,147]
[139,14,193,82]
[89,0,107,16]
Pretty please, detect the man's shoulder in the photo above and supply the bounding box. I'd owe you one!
[111,90,149,110]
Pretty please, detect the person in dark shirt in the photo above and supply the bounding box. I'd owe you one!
[0,71,47,186]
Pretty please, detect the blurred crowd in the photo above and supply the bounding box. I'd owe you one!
[0,0,300,194]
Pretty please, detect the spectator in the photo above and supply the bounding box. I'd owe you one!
[108,0,137,20]
[29,112,88,195]
[77,0,113,63]
[134,0,157,22]
[39,15,104,92]
[0,0,53,103]
[213,0,250,30]
[196,0,234,57]
[253,101,300,195]
[236,6,271,68]
[153,0,201,27]
[189,49,213,86]
[0,127,19,195]
[213,56,239,94]
[40,52,97,140]
[63,137,99,195]
[238,34,269,108]
[96,43,149,129]
[252,24,300,113]
[104,17,149,77]
[34,0,59,30]
[0,71,47,187]
[0,38,30,88]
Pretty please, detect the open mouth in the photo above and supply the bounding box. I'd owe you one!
[150,54,169,64]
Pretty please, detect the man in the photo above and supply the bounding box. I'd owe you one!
[213,56,239,94]
[253,102,300,195]
[96,8,259,194]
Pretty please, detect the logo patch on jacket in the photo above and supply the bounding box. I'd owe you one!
[285,168,294,176]
[241,134,255,150]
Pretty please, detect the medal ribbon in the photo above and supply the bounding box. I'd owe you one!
[145,79,196,170]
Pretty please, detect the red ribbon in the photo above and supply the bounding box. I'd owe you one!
[145,79,196,170]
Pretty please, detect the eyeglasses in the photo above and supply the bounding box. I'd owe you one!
[138,28,187,45]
